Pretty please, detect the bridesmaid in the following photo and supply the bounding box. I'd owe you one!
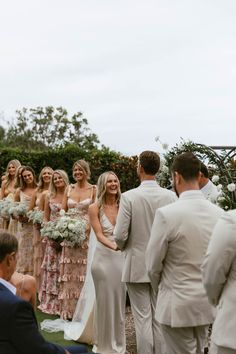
[89,171,126,354]
[28,166,53,290]
[14,166,37,275]
[59,160,96,320]
[8,165,25,236]
[0,159,21,230]
[38,170,69,315]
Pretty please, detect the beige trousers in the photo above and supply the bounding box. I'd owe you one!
[126,282,165,354]
[160,324,209,354]
[210,342,236,354]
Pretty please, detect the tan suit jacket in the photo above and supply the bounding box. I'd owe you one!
[114,181,177,283]
[146,190,223,327]
[203,210,236,349]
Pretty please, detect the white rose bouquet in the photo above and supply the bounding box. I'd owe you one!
[54,211,87,247]
[40,220,62,241]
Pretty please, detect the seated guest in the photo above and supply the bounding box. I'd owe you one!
[0,231,88,354]
[203,210,236,354]
[199,162,219,202]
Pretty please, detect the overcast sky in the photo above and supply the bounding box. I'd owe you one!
[0,0,236,156]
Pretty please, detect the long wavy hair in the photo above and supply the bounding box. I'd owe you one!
[14,165,25,189]
[49,170,69,197]
[96,171,121,209]
[19,166,38,190]
[37,166,54,192]
[5,160,21,187]
[72,160,91,180]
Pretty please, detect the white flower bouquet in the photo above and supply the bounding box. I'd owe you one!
[8,202,28,218]
[27,209,43,225]
[55,211,87,247]
[0,199,14,219]
[41,221,61,241]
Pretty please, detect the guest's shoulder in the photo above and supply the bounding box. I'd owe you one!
[158,186,177,199]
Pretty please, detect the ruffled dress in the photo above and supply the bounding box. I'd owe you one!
[16,192,34,275]
[38,200,62,315]
[58,187,93,320]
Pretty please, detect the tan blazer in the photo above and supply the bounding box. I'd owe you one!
[114,181,177,283]
[203,210,236,349]
[146,190,223,327]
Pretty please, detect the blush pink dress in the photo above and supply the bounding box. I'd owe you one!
[38,200,62,315]
[58,185,94,320]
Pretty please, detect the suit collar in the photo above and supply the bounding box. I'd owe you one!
[179,190,205,200]
[140,180,159,188]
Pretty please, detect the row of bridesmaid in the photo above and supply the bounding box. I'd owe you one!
[0,159,126,354]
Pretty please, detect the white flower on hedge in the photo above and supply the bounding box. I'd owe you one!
[162,165,169,173]
[217,196,225,202]
[217,184,223,191]
[59,209,65,216]
[224,205,229,210]
[212,175,220,184]
[227,183,236,192]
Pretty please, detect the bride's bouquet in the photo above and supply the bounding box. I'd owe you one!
[0,199,14,220]
[8,202,28,218]
[27,209,43,225]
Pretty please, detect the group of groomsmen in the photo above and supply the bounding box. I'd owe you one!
[114,150,235,354]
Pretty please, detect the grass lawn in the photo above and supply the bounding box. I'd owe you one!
[36,310,91,351]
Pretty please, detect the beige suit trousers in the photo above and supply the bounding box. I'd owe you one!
[210,342,236,354]
[126,283,165,354]
[160,324,209,354]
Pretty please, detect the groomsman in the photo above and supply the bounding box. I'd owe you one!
[114,150,176,354]
[146,152,223,354]
[199,162,219,202]
[203,210,236,354]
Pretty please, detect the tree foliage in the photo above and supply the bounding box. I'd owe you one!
[0,106,99,151]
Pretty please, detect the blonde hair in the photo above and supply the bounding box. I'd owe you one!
[96,171,121,209]
[37,167,54,192]
[49,170,69,197]
[5,160,21,187]
[72,160,91,180]
[14,165,25,189]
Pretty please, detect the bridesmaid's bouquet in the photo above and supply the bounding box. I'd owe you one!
[55,210,87,247]
[8,202,28,218]
[40,220,61,241]
[0,199,14,219]
[27,209,43,225]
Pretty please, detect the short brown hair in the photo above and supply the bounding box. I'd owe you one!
[200,162,209,178]
[171,152,201,181]
[0,232,18,262]
[139,151,160,175]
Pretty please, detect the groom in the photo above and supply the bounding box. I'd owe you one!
[114,150,177,354]
[0,231,89,354]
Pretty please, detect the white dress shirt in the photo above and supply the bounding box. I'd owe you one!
[0,277,16,295]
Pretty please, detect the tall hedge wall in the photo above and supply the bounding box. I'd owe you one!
[0,145,139,192]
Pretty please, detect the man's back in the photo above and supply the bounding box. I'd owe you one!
[149,191,223,327]
[115,182,176,282]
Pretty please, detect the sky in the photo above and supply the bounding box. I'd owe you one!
[0,0,236,156]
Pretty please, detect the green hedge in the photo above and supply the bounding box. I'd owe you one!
[0,145,139,192]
